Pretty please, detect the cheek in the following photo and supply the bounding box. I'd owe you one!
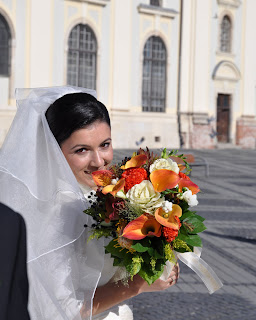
[67,156,87,173]
[106,147,114,163]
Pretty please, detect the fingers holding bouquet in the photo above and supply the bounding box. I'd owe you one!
[132,273,175,293]
[168,263,180,286]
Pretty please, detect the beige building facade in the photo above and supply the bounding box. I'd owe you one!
[0,0,256,149]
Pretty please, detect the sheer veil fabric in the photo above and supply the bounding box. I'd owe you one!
[0,86,105,319]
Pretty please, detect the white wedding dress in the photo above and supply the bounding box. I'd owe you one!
[81,186,133,320]
[92,253,133,320]
[0,85,143,320]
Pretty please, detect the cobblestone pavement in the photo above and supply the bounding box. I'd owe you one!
[113,149,256,320]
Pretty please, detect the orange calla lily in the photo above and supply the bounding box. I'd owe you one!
[92,170,113,186]
[122,214,162,240]
[102,178,125,196]
[155,204,182,230]
[120,154,147,170]
[150,169,180,192]
[178,172,200,194]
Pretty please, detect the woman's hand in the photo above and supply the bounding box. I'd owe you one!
[132,262,180,294]
[90,263,180,317]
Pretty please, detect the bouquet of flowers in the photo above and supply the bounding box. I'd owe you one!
[84,148,206,285]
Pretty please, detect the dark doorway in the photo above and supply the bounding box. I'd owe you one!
[217,94,231,143]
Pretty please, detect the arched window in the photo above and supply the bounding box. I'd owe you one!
[142,36,166,112]
[67,24,97,89]
[220,15,232,53]
[0,13,11,76]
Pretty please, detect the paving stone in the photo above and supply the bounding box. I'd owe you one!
[131,292,256,320]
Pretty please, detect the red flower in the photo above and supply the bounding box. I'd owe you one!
[121,167,148,192]
[162,217,181,243]
[105,197,125,221]
[179,172,190,180]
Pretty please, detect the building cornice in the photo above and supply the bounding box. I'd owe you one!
[65,0,109,7]
[137,4,178,19]
[217,0,241,9]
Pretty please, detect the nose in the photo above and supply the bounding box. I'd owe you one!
[90,151,105,168]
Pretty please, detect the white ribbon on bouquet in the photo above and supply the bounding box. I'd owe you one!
[160,247,223,294]
[176,247,223,294]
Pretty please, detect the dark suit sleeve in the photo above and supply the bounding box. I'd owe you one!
[0,204,30,320]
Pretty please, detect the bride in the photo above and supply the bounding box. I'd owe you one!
[0,86,179,320]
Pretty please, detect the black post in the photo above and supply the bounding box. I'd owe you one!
[177,0,184,148]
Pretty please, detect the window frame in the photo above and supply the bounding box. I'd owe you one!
[150,0,162,7]
[142,36,167,113]
[0,13,11,77]
[67,23,97,90]
[220,14,232,53]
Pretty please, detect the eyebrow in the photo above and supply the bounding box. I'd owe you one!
[71,138,112,150]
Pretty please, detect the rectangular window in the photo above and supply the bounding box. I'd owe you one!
[150,0,161,7]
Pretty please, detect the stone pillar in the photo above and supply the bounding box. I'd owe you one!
[191,113,216,149]
[181,112,216,149]
[236,116,256,149]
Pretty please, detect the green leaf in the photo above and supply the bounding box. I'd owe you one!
[167,149,178,157]
[123,252,134,265]
[194,214,205,222]
[180,210,195,221]
[147,247,154,256]
[105,239,129,259]
[161,148,168,159]
[147,247,164,259]
[187,234,202,247]
[138,263,164,285]
[124,255,142,277]
[179,225,188,235]
[132,242,150,253]
[176,233,188,242]
[183,217,207,234]
[177,233,202,247]
[154,249,164,259]
[155,259,166,272]
[113,257,123,267]
[179,201,190,212]
[126,261,141,277]
[142,252,151,264]
[161,189,177,195]
[172,238,192,253]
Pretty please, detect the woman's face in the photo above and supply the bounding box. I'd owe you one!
[61,121,113,189]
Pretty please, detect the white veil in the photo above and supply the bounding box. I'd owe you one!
[0,86,105,319]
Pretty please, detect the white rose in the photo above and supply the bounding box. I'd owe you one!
[149,158,179,174]
[178,189,198,207]
[126,180,164,215]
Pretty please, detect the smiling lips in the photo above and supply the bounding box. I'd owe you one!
[85,163,109,175]
[84,168,104,175]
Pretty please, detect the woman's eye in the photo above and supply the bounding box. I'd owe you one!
[75,148,88,154]
[101,142,110,148]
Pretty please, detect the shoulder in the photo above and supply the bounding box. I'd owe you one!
[0,202,25,232]
[0,203,27,261]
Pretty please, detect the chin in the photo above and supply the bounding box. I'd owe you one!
[79,177,97,189]
[87,181,97,189]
